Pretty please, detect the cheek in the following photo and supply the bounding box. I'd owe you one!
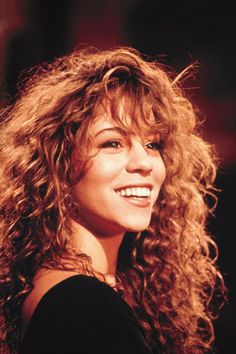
[155,157,166,186]
[85,162,116,186]
[161,160,166,184]
[75,157,122,194]
[88,153,126,182]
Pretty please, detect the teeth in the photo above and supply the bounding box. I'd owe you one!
[120,189,126,197]
[116,187,151,197]
[126,188,132,196]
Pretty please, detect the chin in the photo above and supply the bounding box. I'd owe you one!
[121,216,151,232]
[124,222,150,233]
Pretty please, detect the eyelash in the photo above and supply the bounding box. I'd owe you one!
[100,140,123,148]
[100,140,162,151]
[145,141,162,151]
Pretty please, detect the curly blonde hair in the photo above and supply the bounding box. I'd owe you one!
[0,47,225,353]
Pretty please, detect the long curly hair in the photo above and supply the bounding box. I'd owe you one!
[0,47,225,353]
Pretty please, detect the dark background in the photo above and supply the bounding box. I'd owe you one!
[0,1,235,352]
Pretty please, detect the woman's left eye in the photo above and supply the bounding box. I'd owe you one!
[145,141,162,151]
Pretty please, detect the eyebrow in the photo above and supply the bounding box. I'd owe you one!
[94,126,160,140]
[94,127,122,137]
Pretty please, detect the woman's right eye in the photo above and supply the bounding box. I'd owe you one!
[100,140,123,149]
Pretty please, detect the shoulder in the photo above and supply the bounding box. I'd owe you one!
[20,272,151,354]
[22,269,132,333]
[27,272,132,322]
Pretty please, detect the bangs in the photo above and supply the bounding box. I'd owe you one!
[99,83,171,144]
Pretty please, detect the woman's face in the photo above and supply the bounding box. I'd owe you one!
[73,105,166,237]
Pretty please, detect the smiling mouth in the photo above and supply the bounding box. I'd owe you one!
[115,186,152,198]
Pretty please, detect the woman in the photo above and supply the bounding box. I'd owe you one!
[0,47,225,353]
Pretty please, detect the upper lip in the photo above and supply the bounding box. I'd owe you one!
[114,183,153,191]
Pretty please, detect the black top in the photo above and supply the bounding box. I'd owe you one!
[19,275,152,354]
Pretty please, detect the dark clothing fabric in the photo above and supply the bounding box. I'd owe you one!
[19,275,152,354]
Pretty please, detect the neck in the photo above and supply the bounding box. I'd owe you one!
[70,219,125,285]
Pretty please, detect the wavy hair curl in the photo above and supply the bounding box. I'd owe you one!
[0,47,225,353]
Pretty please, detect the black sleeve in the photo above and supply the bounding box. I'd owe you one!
[20,275,152,354]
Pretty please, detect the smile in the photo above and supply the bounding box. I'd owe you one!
[115,186,152,198]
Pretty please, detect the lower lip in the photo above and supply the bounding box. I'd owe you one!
[118,194,152,207]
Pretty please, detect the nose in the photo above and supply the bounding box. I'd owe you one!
[126,139,153,174]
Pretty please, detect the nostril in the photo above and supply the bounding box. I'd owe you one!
[126,156,153,173]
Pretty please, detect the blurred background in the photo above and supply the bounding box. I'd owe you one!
[0,0,235,352]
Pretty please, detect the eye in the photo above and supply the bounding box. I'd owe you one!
[100,140,123,149]
[145,141,162,151]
